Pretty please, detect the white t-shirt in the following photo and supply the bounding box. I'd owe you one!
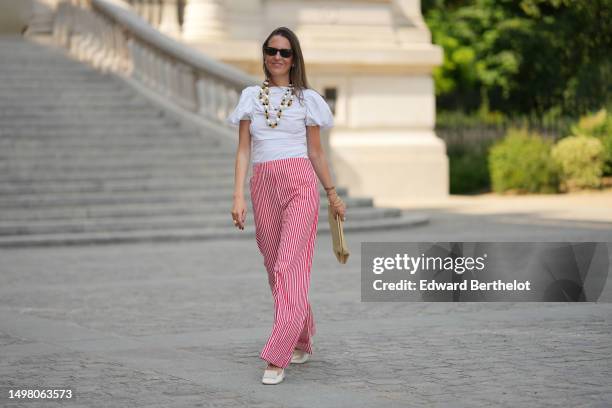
[226,85,334,163]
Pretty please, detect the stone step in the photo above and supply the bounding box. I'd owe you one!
[0,118,180,127]
[0,102,163,112]
[0,48,82,54]
[0,106,158,115]
[0,50,88,56]
[0,61,94,68]
[0,45,80,52]
[0,86,136,93]
[0,168,238,182]
[0,87,132,96]
[0,195,371,222]
[0,78,127,87]
[0,98,150,107]
[0,160,236,173]
[0,70,120,78]
[0,160,233,171]
[0,145,236,159]
[0,62,105,68]
[0,85,127,94]
[0,147,234,160]
[0,213,429,247]
[0,57,94,62]
[1,135,194,144]
[0,169,236,182]
[0,111,169,120]
[0,97,148,106]
[0,125,185,136]
[0,138,224,150]
[0,89,143,102]
[0,127,201,137]
[0,53,82,58]
[0,186,350,208]
[0,206,400,236]
[0,176,240,194]
[1,163,235,174]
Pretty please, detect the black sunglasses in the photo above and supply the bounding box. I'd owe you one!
[264,46,293,58]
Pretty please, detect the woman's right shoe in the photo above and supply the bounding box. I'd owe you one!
[262,367,285,385]
[291,349,310,364]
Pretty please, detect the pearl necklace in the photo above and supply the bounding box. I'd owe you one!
[259,79,294,128]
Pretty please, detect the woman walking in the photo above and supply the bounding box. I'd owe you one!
[226,26,346,385]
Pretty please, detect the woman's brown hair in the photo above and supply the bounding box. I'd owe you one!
[262,26,310,104]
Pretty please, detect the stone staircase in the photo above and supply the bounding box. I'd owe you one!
[0,35,427,247]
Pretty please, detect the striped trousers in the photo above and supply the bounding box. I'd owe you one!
[250,157,319,368]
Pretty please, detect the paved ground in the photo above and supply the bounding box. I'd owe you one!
[1,191,611,407]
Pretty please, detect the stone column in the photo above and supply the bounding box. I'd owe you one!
[140,0,154,26]
[158,0,181,37]
[181,0,227,41]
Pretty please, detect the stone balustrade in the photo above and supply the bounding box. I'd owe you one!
[52,0,257,129]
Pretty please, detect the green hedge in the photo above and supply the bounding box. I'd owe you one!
[551,136,605,191]
[447,144,491,194]
[439,107,611,194]
[568,108,612,176]
[488,127,559,193]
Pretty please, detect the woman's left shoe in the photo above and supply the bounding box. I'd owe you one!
[291,349,310,364]
[262,367,285,385]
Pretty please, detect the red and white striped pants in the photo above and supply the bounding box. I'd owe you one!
[250,157,319,368]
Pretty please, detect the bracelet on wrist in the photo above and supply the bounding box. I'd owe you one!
[324,185,335,192]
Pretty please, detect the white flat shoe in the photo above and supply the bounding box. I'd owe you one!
[262,367,285,385]
[291,349,310,364]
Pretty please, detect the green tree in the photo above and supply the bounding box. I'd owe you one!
[422,0,612,117]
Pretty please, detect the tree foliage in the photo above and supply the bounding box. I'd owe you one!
[422,0,612,117]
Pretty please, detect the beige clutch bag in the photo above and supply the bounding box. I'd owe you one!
[328,205,349,264]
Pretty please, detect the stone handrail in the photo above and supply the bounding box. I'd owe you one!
[52,0,258,126]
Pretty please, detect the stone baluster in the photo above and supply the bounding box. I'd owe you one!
[196,75,214,119]
[160,58,171,98]
[168,59,179,104]
[177,63,197,111]
[128,39,143,83]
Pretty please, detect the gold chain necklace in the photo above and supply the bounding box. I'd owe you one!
[259,79,294,128]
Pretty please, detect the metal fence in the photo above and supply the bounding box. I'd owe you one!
[435,113,577,150]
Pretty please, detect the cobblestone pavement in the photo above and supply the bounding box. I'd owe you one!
[1,211,611,408]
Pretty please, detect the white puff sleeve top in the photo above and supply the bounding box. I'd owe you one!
[226,85,334,163]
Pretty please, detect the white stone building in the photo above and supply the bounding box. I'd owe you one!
[6,0,447,206]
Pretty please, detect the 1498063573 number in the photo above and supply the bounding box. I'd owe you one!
[8,389,73,399]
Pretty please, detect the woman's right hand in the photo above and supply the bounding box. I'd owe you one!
[231,196,247,230]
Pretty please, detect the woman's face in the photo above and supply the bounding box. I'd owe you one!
[264,35,293,80]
